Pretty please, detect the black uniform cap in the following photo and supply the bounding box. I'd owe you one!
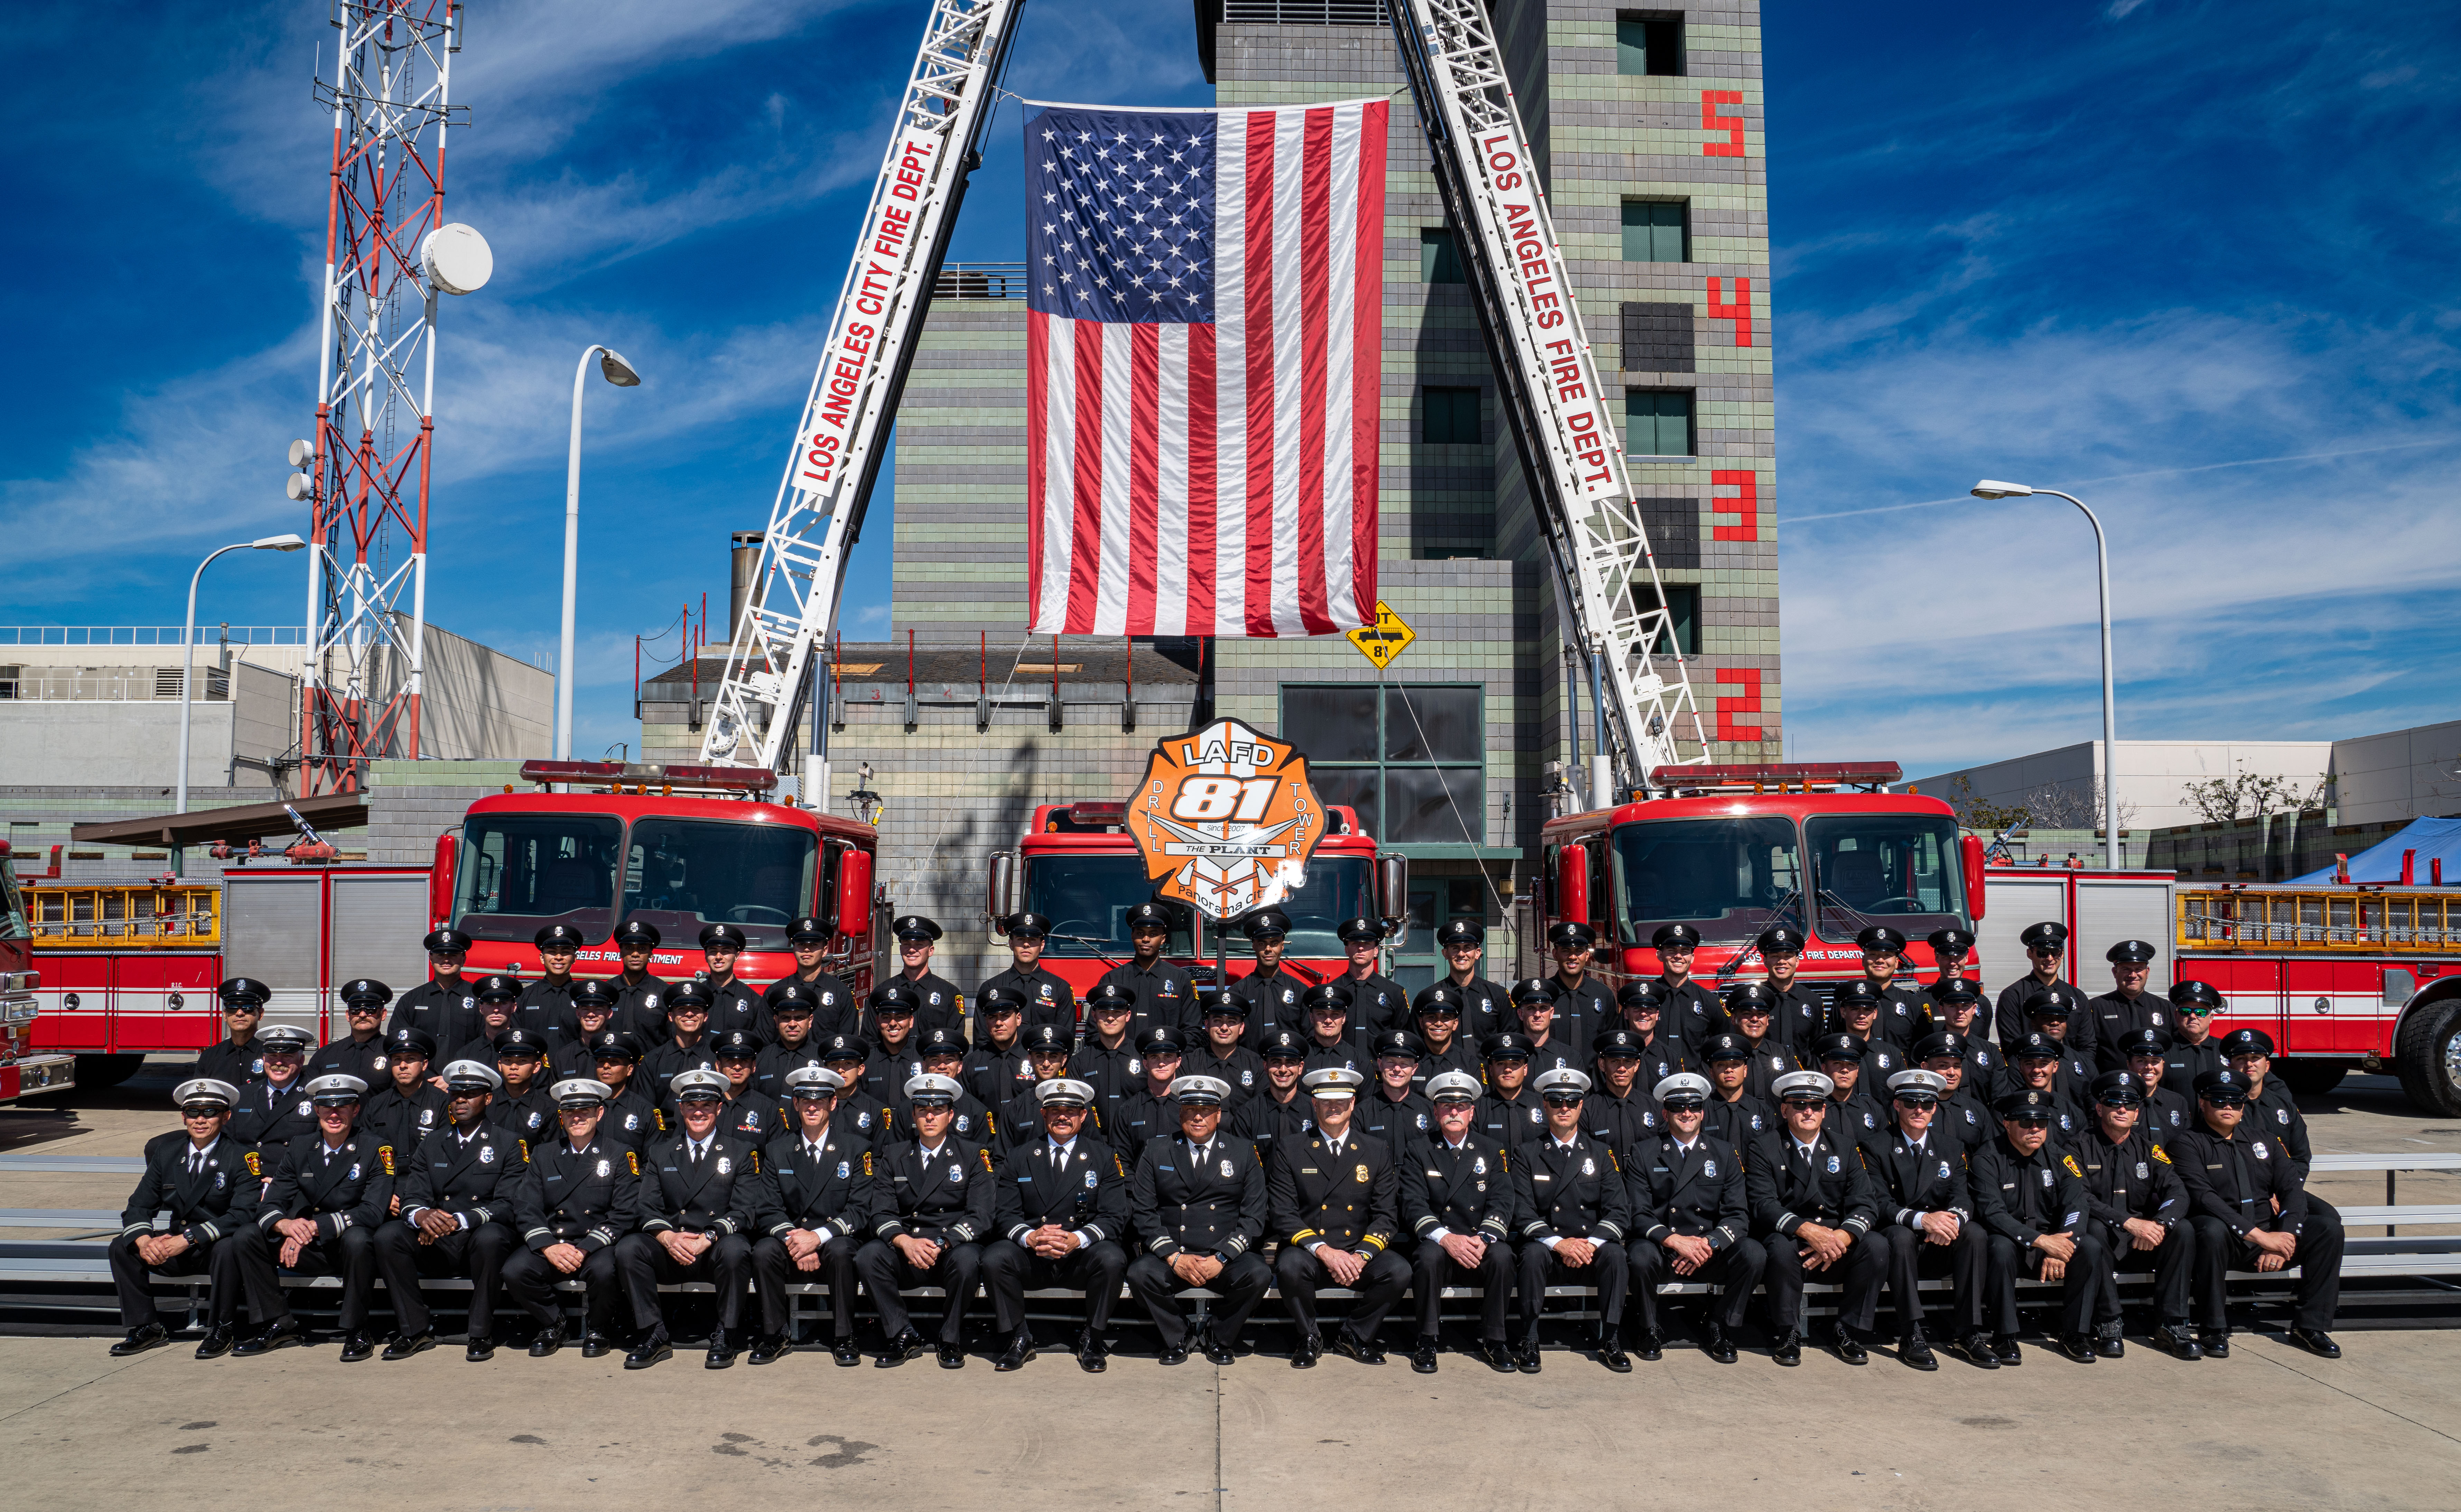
[1122,903,1172,932]
[1333,916,1382,945]
[1302,982,1349,1014]
[1370,1030,1421,1060]
[2019,921,2069,951]
[1258,1028,1308,1060]
[2168,980,2222,1012]
[1591,1027,1646,1058]
[1481,1031,1534,1062]
[1911,1031,1967,1062]
[712,1029,761,1060]
[472,974,521,1003]
[494,1028,548,1059]
[2114,1027,2171,1057]
[1927,927,1976,955]
[217,976,272,1008]
[977,985,1029,1015]
[767,983,819,1016]
[1003,912,1054,939]
[587,1030,643,1063]
[570,979,619,1010]
[870,983,921,1016]
[1755,925,1805,955]
[1930,976,1982,1005]
[337,977,392,1007]
[612,919,661,950]
[1648,922,1697,951]
[2091,1070,2143,1107]
[2106,938,2158,965]
[893,915,944,941]
[698,923,747,952]
[1811,1033,1865,1064]
[1700,1032,1752,1063]
[1240,909,1291,941]
[2013,1031,2064,1061]
[1021,1024,1071,1054]
[1511,977,1559,1009]
[665,980,714,1011]
[1137,1026,1190,1056]
[1722,980,1775,1014]
[385,1027,438,1060]
[2022,990,2073,1021]
[819,1034,868,1063]
[535,923,586,950]
[1434,919,1483,949]
[1996,1088,2059,1118]
[1831,980,1882,1011]
[1550,921,1599,950]
[1856,925,1908,953]
[423,927,473,954]
[916,1027,967,1060]
[1196,988,1245,1019]
[786,915,832,944]
[2219,1027,2275,1058]
[1618,979,1670,1011]
[1411,983,1464,1018]
[2193,1068,2249,1100]
[1084,982,1136,1013]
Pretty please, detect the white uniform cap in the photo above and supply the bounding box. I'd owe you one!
[1035,1077,1098,1108]
[304,1073,369,1103]
[1772,1069,1835,1100]
[441,1060,504,1093]
[1532,1067,1593,1096]
[903,1072,964,1104]
[1299,1066,1364,1099]
[1886,1068,1949,1098]
[1652,1071,1713,1102]
[1166,1074,1233,1106]
[781,1065,847,1097]
[1424,1070,1484,1102]
[551,1077,614,1107]
[174,1077,241,1110]
[669,1067,729,1100]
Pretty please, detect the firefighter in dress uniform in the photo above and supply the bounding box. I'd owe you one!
[390,928,479,1057]
[1509,1067,1633,1373]
[224,1073,397,1360]
[982,1076,1131,1374]
[977,913,1078,1046]
[855,1073,998,1369]
[1269,1066,1410,1368]
[2172,1067,2343,1360]
[1399,1070,1517,1374]
[1096,902,1197,1037]
[613,1068,767,1370]
[695,923,767,1042]
[198,979,270,1084]
[1124,1074,1270,1365]
[750,1065,882,1366]
[503,1077,643,1358]
[1971,1087,2105,1364]
[1745,1069,1885,1366]
[2073,1069,2198,1361]
[1625,1071,1765,1365]
[887,914,968,1043]
[108,1077,264,1359]
[1432,918,1511,1044]
[1858,1068,1989,1372]
[371,1059,527,1362]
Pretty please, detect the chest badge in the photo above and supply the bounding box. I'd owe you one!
[2135,1161,2150,1179]
[1128,1058,1142,1077]
[1581,1156,1596,1177]
[1221,1158,1235,1178]
[348,1163,361,1180]
[1826,1155,1840,1174]
[1354,1163,1371,1184]
[1704,1158,1717,1178]
[2040,1168,2056,1187]
[837,1161,851,1178]
[373,1055,390,1074]
[479,1145,496,1163]
[2252,1140,2270,1160]
[1473,1155,1488,1176]
[1085,1169,1099,1189]
[1939,1161,1951,1180]
[949,1164,965,1183]
[597,1159,611,1177]
[716,1156,732,1176]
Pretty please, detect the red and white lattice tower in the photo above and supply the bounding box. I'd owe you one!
[296,0,488,794]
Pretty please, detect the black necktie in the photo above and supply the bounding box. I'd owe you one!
[188,1150,205,1176]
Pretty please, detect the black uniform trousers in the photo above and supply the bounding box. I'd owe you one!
[1874,1223,1988,1338]
[613,1230,754,1331]
[2186,1206,2343,1332]
[1762,1231,1885,1333]
[1409,1237,1515,1341]
[853,1238,983,1346]
[372,1220,516,1336]
[2095,1224,2195,1328]
[982,1238,1128,1333]
[1514,1240,1629,1339]
[749,1233,865,1340]
[1984,1230,2104,1336]
[223,1224,379,1327]
[1124,1252,1274,1349]
[109,1235,230,1328]
[1274,1243,1411,1343]
[502,1246,627,1334]
[1627,1236,1767,1334]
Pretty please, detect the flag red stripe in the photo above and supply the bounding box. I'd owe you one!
[1243,109,1279,636]
[1126,323,1162,630]
[1186,322,1217,633]
[1293,106,1335,636]
[1025,309,1048,625]
[1066,319,1106,633]
[1350,104,1386,619]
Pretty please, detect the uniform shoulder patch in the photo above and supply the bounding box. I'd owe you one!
[627,1151,642,1176]
[655,1110,670,1133]
[2152,1144,2172,1165]
[1113,1153,1126,1178]
[748,1149,762,1174]
[978,1147,994,1174]
[2061,1154,2084,1178]
[861,1151,874,1177]
[243,1150,262,1178]
[377,1145,397,1176]
[517,1140,530,1163]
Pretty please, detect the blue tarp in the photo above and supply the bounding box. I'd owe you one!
[2284,816,2461,885]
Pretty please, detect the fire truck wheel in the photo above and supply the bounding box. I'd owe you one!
[72,1053,146,1091]
[2393,1000,2461,1118]
[2276,1060,2350,1097]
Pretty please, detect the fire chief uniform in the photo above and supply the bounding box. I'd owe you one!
[1745,1126,1884,1336]
[984,1129,1132,1343]
[1125,1120,1273,1356]
[372,1116,528,1345]
[1399,1124,1519,1347]
[855,1137,999,1350]
[504,1131,642,1342]
[235,1128,398,1335]
[1511,1129,1634,1341]
[752,1123,880,1350]
[111,1127,265,1336]
[1625,1130,1764,1340]
[1269,1127,1410,1349]
[615,1129,766,1343]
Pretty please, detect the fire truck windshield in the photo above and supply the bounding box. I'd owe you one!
[453,814,818,951]
[0,853,26,941]
[1277,856,1375,957]
[1023,856,1198,957]
[1614,816,1802,944]
[1804,814,1969,935]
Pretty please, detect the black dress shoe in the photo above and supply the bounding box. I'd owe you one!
[2200,1328,2230,1359]
[1956,1332,1999,1370]
[625,1327,673,1370]
[936,1341,967,1369]
[111,1324,171,1357]
[875,1329,927,1367]
[1158,1342,1192,1366]
[1633,1328,1665,1362]
[1290,1333,1323,1369]
[1771,1329,1802,1367]
[995,1330,1036,1371]
[1991,1333,2025,1366]
[1899,1334,1938,1371]
[1703,1323,1738,1365]
[1329,1330,1385,1365]
[1476,1338,1515,1373]
[2149,1324,2201,1361]
[705,1328,738,1369]
[467,1335,496,1362]
[1410,1336,1440,1374]
[747,1334,788,1366]
[338,1330,378,1363]
[381,1330,435,1362]
[195,1325,239,1360]
[1198,1331,1237,1367]
[1513,1338,1542,1374]
[1596,1337,1631,1373]
[528,1322,566,1358]
[2289,1327,2341,1359]
[1076,1329,1108,1373]
[2095,1333,2126,1359]
[832,1335,864,1367]
[579,1332,615,1359]
[234,1318,305,1357]
[1830,1326,1868,1365]
[2054,1333,2097,1363]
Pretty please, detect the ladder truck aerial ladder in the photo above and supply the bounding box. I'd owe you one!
[701,0,1708,812]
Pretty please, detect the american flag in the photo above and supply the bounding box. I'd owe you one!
[1024,99,1387,638]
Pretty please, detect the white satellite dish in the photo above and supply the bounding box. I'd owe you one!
[420,223,494,295]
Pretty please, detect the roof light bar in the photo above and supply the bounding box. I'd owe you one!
[518,759,777,794]
[1647,761,1904,795]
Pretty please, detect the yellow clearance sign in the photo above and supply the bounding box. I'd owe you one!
[1126,718,1330,921]
[1345,600,1414,669]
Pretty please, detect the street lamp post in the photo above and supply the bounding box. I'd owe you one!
[178,535,309,815]
[1971,480,2120,867]
[559,345,643,760]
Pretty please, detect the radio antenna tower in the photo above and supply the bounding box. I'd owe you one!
[292,0,490,794]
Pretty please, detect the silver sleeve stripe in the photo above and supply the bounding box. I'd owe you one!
[1844,1215,1871,1235]
[196,1222,220,1242]
[1521,1220,1548,1238]
[950,1223,976,1240]
[588,1226,616,1245]
[120,1223,149,1238]
[1008,1224,1035,1243]
[524,1226,553,1241]
[1644,1223,1671,1242]
[716,1219,736,1234]
[1479,1218,1509,1238]
[832,1217,856,1237]
[1714,1224,1735,1243]
[1223,1235,1246,1256]
[1776,1209,1801,1232]
[642,1218,674,1232]
[767,1222,794,1238]
[878,1220,907,1237]
[1148,1236,1174,1252]
[1598,1221,1623,1240]
[1084,1225,1105,1243]
[1414,1217,1439,1236]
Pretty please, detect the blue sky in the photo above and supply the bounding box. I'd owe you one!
[3,0,2455,773]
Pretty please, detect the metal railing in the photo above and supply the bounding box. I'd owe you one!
[28,886,223,948]
[0,627,305,646]
[931,262,1028,299]
[0,670,228,702]
[1222,0,1391,22]
[2176,887,2461,954]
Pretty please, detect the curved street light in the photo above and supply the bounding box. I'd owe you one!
[558,345,643,760]
[179,534,309,815]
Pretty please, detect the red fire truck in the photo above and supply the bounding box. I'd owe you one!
[986,800,1404,1000]
[25,761,882,1081]
[0,840,77,1104]
[1536,762,1988,1000]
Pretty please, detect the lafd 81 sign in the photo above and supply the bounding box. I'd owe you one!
[1127,718,1330,920]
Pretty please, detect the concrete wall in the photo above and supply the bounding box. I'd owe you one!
[394,618,553,761]
[1917,740,2334,834]
[0,700,242,791]
[2331,717,2461,826]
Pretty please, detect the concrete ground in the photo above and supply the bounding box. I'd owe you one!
[4,1059,2460,1508]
